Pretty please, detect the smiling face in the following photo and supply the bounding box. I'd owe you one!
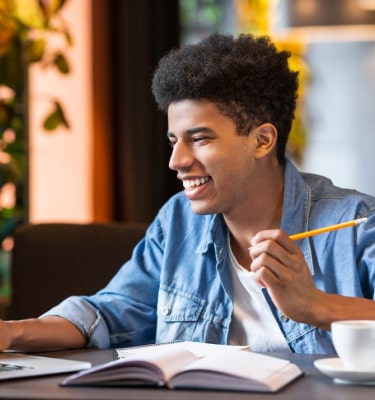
[167,99,265,218]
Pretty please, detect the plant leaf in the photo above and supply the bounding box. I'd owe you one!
[54,52,70,74]
[43,101,70,131]
[27,38,46,62]
[64,29,73,47]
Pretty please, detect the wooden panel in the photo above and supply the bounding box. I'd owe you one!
[92,0,114,221]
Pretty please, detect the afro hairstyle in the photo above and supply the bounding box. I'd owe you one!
[152,33,299,164]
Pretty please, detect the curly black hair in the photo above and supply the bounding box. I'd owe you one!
[152,33,299,165]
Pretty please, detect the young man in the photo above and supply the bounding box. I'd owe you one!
[1,33,375,354]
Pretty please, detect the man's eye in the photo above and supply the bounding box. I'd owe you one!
[168,140,177,147]
[193,136,207,143]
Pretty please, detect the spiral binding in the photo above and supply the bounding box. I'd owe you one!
[113,340,185,360]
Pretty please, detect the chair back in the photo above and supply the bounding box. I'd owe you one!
[8,222,148,319]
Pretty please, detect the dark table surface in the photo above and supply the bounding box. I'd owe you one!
[0,349,373,399]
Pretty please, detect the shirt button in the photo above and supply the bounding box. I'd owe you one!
[162,306,170,316]
[280,314,290,322]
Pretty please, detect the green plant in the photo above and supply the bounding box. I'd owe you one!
[0,0,71,242]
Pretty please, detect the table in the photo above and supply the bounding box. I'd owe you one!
[0,349,373,399]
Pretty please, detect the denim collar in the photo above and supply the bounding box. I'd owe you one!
[281,159,314,274]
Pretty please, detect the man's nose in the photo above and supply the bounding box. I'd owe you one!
[168,141,193,171]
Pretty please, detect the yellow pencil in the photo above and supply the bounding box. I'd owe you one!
[289,217,368,241]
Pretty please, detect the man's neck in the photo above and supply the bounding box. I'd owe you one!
[224,164,284,270]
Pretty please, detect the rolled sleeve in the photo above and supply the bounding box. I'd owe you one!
[40,296,111,348]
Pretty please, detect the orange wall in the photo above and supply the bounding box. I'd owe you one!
[28,0,93,223]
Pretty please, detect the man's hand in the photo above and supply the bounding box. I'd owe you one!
[249,229,375,331]
[248,229,322,324]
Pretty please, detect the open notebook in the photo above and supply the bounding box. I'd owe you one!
[0,352,91,381]
[62,342,303,392]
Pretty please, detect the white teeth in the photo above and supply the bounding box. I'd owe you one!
[183,177,209,190]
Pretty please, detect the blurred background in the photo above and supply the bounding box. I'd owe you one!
[1,0,375,302]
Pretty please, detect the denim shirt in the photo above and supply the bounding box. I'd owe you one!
[43,159,375,353]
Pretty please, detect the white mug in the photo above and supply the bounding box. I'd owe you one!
[331,320,375,371]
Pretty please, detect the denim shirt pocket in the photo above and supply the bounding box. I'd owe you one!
[156,283,205,342]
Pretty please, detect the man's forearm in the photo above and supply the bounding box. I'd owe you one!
[305,291,375,331]
[2,316,87,352]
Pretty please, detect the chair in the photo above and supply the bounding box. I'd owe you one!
[7,222,148,320]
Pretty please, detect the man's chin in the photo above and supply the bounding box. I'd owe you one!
[189,202,217,216]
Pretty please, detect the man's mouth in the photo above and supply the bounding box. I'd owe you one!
[182,177,210,191]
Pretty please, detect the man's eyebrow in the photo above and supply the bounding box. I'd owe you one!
[167,126,212,138]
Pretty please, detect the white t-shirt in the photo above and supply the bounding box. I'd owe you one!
[227,234,290,352]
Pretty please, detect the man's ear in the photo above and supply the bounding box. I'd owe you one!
[254,123,277,158]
